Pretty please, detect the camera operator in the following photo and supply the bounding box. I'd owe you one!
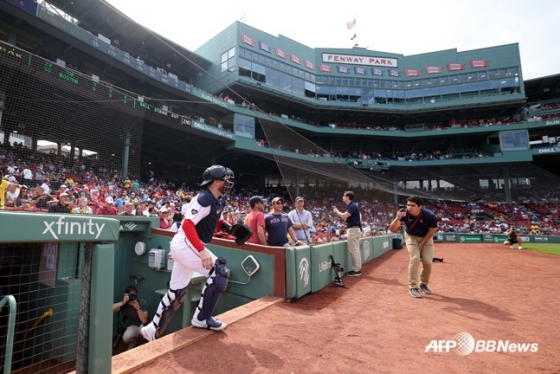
[504,228,523,250]
[390,196,437,299]
[112,285,148,350]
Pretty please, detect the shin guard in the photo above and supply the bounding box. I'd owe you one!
[153,287,187,339]
[193,258,230,323]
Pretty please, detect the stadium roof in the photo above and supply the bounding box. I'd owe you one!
[43,0,211,77]
[524,73,560,101]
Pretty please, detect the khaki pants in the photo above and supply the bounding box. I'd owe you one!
[123,325,142,350]
[347,227,362,271]
[405,233,434,288]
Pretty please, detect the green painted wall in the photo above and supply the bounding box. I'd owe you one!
[0,212,121,372]
[285,235,399,299]
[193,22,240,93]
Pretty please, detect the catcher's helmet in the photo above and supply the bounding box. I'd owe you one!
[200,165,234,194]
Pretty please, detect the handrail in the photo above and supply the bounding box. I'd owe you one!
[0,295,17,374]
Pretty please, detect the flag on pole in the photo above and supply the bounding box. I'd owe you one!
[347,19,356,29]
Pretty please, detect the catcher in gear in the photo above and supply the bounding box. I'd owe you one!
[141,165,240,342]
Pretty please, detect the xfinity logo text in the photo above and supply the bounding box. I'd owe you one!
[425,332,538,355]
[43,216,105,240]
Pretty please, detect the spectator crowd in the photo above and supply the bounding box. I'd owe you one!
[1,133,559,241]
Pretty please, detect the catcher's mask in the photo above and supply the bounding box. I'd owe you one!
[200,165,235,196]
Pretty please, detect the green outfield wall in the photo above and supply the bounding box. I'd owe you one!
[435,232,559,243]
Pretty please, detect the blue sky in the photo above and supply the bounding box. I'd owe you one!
[106,0,560,80]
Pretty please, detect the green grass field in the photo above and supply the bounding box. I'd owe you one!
[522,243,560,256]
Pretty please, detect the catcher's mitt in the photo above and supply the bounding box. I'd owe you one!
[230,223,253,246]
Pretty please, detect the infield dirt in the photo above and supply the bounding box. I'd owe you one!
[117,243,560,374]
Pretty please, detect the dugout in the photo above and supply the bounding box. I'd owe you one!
[0,211,120,374]
[121,228,404,337]
[0,209,405,374]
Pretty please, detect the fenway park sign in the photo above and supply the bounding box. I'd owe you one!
[322,53,398,67]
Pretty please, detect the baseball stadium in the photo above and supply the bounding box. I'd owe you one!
[1,1,559,373]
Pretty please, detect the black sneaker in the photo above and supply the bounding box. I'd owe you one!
[409,288,422,298]
[419,284,432,295]
[346,270,362,277]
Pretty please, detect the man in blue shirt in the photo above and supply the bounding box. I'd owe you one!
[288,196,314,244]
[265,197,303,247]
[390,196,437,298]
[333,191,362,276]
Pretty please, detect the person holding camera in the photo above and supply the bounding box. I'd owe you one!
[504,228,523,249]
[390,196,437,298]
[112,285,148,350]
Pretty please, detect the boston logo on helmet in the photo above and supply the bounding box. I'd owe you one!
[200,165,235,195]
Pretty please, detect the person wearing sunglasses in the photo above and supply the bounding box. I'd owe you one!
[265,197,303,247]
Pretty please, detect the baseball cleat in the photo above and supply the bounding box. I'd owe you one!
[141,323,157,342]
[191,316,227,331]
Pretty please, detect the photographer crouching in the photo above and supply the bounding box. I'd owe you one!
[112,285,148,350]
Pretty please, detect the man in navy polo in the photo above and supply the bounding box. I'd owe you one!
[333,191,362,276]
[390,196,437,298]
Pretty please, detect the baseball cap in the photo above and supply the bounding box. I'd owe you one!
[60,184,67,189]
[60,192,69,198]
[271,197,284,205]
[295,196,304,202]
[105,197,114,204]
[316,227,324,233]
[159,207,168,213]
[249,196,264,208]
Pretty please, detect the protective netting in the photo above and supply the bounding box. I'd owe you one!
[257,118,560,204]
[0,41,145,181]
[259,118,418,204]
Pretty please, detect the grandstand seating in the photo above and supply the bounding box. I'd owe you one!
[0,0,559,237]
